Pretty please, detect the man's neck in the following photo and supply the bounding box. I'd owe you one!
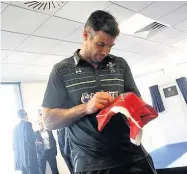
[79,48,88,61]
[79,49,98,69]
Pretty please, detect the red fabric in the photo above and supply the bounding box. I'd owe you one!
[96,92,158,144]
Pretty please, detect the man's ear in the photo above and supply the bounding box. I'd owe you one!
[83,29,89,41]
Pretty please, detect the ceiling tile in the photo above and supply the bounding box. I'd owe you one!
[162,31,187,45]
[174,19,187,31]
[105,4,135,23]
[157,46,174,57]
[55,1,111,23]
[1,5,49,34]
[1,31,28,50]
[64,25,84,43]
[174,38,187,48]
[9,1,67,16]
[131,58,163,76]
[1,1,9,4]
[113,1,153,12]
[140,1,186,20]
[2,51,41,64]
[159,3,187,26]
[2,1,187,82]
[117,34,144,45]
[47,41,81,56]
[1,2,8,13]
[1,63,50,82]
[130,40,163,55]
[34,16,82,40]
[141,43,173,57]
[34,55,67,66]
[24,65,52,76]
[110,49,135,58]
[127,53,147,63]
[174,50,187,64]
[114,35,158,54]
[16,36,59,54]
[0,50,12,62]
[1,63,27,77]
[149,27,182,42]
[114,34,143,51]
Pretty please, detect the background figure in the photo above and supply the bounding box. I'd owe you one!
[13,109,39,174]
[57,128,73,173]
[35,117,59,174]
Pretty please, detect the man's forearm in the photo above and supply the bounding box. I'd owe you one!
[43,104,88,130]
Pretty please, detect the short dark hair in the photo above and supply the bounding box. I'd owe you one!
[17,109,27,119]
[85,10,120,37]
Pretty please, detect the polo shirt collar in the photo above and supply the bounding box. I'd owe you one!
[73,49,114,67]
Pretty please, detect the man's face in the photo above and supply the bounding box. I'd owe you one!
[84,29,116,64]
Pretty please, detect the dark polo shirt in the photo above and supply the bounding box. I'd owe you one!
[42,50,147,172]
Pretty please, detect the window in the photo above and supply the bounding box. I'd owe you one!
[0,82,23,173]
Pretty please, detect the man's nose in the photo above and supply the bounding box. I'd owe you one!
[102,46,110,56]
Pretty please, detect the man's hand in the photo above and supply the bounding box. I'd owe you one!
[86,92,114,114]
[43,92,114,130]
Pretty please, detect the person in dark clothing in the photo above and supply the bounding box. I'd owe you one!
[42,10,157,174]
[13,109,39,174]
[57,128,73,173]
[35,118,59,174]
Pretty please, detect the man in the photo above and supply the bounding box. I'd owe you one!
[42,10,157,174]
[13,109,39,174]
[35,117,59,174]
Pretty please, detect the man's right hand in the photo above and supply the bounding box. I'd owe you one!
[86,92,114,114]
[43,92,114,130]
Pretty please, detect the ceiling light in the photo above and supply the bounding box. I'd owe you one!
[119,13,154,35]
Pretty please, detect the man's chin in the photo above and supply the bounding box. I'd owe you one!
[96,57,105,62]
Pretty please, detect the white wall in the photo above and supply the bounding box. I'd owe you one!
[158,83,187,145]
[135,71,187,151]
[21,82,47,128]
[21,82,70,174]
[135,70,187,168]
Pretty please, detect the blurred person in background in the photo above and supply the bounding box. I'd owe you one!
[13,109,39,174]
[35,117,59,174]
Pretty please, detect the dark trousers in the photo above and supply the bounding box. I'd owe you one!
[38,149,59,174]
[76,156,157,174]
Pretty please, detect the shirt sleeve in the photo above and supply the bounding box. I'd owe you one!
[42,64,71,109]
[123,60,141,97]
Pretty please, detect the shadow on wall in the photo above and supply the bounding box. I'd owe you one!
[150,142,187,169]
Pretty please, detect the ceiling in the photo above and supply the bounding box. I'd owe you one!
[1,1,187,82]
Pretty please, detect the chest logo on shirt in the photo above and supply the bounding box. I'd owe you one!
[107,62,116,73]
[76,68,82,74]
[81,91,119,103]
[81,92,95,103]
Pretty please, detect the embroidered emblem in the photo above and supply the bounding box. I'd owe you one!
[76,68,82,74]
[107,62,116,73]
[81,92,95,103]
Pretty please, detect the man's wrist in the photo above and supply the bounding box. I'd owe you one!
[79,103,89,116]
